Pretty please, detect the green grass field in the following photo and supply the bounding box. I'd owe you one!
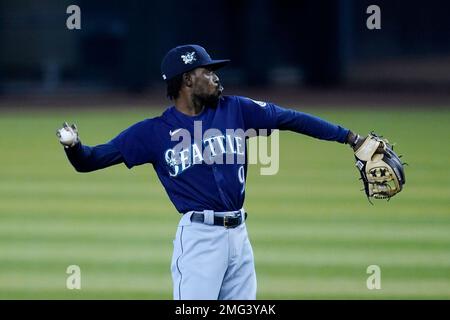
[0,107,449,299]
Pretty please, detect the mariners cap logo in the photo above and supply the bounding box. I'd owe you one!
[181,51,197,64]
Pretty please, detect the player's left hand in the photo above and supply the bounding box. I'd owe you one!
[349,132,385,154]
[56,122,79,148]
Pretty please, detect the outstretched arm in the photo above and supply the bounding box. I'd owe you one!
[64,141,124,172]
[275,107,363,149]
[275,106,351,143]
[237,96,361,148]
[57,122,124,172]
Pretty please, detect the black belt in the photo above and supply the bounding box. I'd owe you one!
[190,211,248,228]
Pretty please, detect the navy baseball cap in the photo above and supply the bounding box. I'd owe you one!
[161,44,230,81]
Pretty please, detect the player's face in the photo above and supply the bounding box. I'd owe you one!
[190,67,223,108]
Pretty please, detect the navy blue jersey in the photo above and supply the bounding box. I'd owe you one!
[66,95,349,213]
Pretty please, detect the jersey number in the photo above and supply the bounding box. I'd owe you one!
[238,165,245,194]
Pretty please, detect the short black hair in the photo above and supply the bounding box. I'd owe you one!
[166,73,184,100]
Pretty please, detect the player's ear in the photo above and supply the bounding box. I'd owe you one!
[183,72,193,88]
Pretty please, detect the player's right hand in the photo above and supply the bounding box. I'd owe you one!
[56,122,79,148]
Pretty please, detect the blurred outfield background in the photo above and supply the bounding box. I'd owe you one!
[1,0,450,299]
[0,106,449,299]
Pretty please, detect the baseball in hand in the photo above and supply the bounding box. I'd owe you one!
[57,127,77,146]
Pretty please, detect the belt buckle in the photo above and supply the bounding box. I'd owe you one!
[223,212,240,229]
[223,215,230,228]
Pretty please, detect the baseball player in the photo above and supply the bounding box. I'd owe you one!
[57,44,365,300]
